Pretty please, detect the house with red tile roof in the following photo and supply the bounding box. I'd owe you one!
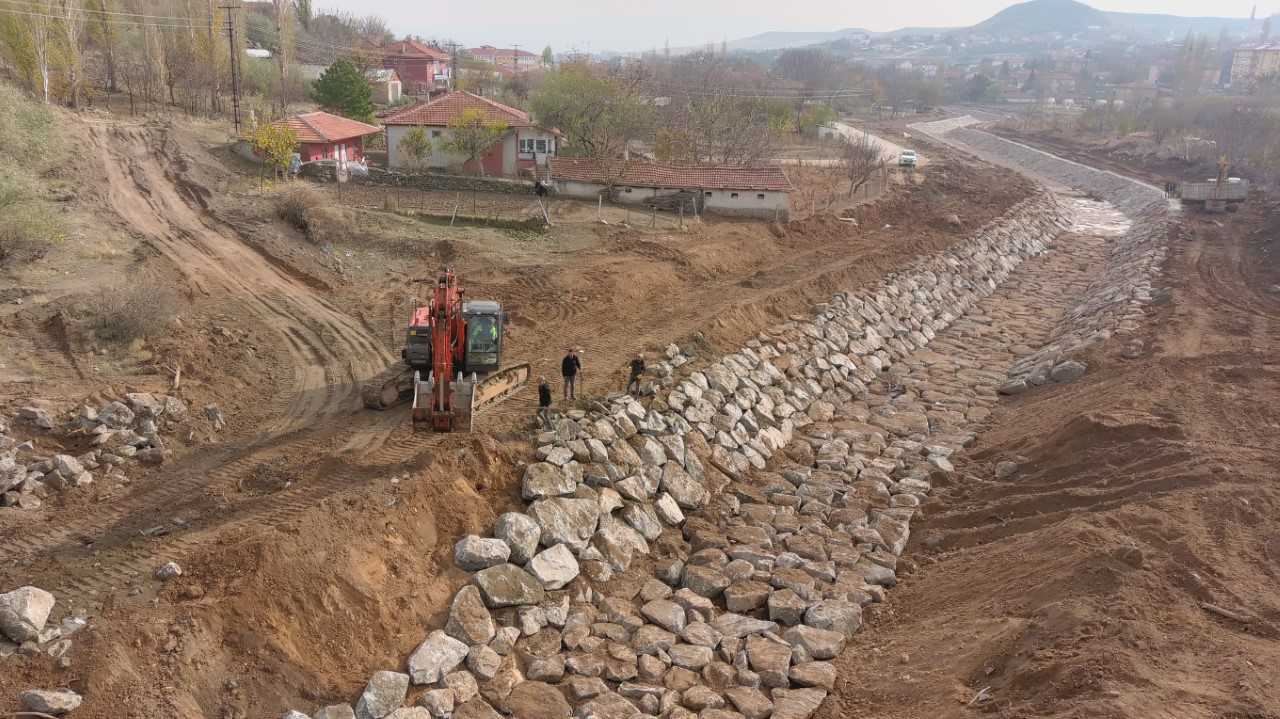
[382,91,559,177]
[269,111,382,163]
[380,39,451,95]
[549,158,792,220]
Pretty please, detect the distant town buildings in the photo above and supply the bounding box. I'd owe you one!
[1230,43,1280,86]
[468,45,544,71]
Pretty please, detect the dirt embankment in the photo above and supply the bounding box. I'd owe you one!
[820,150,1280,719]
[0,109,1037,718]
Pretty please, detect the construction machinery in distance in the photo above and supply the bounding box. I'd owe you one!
[1178,158,1249,212]
[362,270,529,431]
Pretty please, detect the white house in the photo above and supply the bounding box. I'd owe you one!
[382,91,558,177]
[550,158,792,220]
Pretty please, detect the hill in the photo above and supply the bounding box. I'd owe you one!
[972,0,1109,35]
[724,28,872,52]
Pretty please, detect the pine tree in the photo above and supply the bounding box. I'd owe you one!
[312,58,374,122]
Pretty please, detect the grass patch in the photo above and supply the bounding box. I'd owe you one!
[90,281,180,344]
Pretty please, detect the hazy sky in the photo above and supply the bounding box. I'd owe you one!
[324,0,1263,52]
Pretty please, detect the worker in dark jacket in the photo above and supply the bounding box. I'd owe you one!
[537,376,552,429]
[627,354,646,395]
[561,348,581,400]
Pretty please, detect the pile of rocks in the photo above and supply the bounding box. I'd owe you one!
[283,192,1073,719]
[1,583,86,695]
[2,392,188,510]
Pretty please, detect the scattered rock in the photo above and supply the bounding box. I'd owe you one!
[528,544,580,590]
[472,564,547,608]
[154,561,183,581]
[1050,360,1087,383]
[408,630,469,684]
[503,680,571,719]
[0,585,55,643]
[494,513,541,564]
[354,671,409,719]
[446,586,496,646]
[454,535,512,571]
[19,689,83,715]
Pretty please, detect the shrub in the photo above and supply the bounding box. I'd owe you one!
[0,176,61,268]
[275,186,322,232]
[91,281,180,344]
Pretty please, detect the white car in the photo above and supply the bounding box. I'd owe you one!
[898,150,918,168]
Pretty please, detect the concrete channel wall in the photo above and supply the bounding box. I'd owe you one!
[304,125,1175,719]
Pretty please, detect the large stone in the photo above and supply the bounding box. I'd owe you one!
[711,613,777,639]
[768,589,809,626]
[770,688,827,719]
[724,687,772,719]
[528,544,580,590]
[494,513,541,564]
[661,464,708,509]
[1050,360,1087,383]
[576,691,642,718]
[529,498,599,551]
[668,643,713,669]
[782,625,845,661]
[409,630,470,684]
[790,661,837,690]
[0,586,54,642]
[724,580,771,613]
[418,688,456,719]
[504,681,571,719]
[594,513,649,571]
[803,600,862,638]
[745,635,792,688]
[473,564,546,608]
[639,599,686,633]
[454,698,504,719]
[385,709,431,719]
[355,671,410,719]
[19,689,82,715]
[682,685,725,711]
[455,535,512,571]
[682,565,729,598]
[523,462,577,499]
[315,706,357,719]
[52,454,84,478]
[446,586,496,646]
[653,493,685,526]
[467,645,502,679]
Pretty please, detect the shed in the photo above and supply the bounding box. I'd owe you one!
[549,158,793,220]
[366,68,403,105]
[271,111,382,163]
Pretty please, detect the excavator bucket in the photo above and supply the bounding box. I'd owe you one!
[451,374,476,433]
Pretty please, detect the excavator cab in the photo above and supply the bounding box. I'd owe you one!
[462,300,504,375]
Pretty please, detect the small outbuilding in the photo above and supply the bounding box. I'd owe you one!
[549,158,793,220]
[366,68,403,105]
[270,111,382,163]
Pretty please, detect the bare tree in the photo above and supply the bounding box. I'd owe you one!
[28,0,54,103]
[58,0,85,107]
[842,132,883,198]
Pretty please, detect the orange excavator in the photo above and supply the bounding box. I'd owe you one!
[362,270,529,431]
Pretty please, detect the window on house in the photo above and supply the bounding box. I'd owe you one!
[431,130,442,138]
[704,191,712,197]
[731,192,739,199]
[624,187,632,193]
[520,138,535,153]
[535,139,548,152]
[757,193,766,199]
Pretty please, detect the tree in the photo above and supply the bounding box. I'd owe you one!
[842,132,883,198]
[295,0,312,30]
[797,103,836,134]
[531,63,652,167]
[312,58,374,121]
[271,0,294,114]
[541,45,553,66]
[253,122,298,178]
[439,108,507,175]
[397,126,432,170]
[58,0,85,108]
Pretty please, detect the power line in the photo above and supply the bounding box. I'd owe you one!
[0,5,209,28]
[0,0,196,20]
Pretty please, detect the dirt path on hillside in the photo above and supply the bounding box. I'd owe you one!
[819,161,1280,717]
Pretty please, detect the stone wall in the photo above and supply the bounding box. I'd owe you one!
[295,191,1079,719]
[303,164,537,195]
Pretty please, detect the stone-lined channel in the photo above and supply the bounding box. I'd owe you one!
[285,128,1170,719]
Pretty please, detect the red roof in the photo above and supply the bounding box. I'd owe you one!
[469,45,539,59]
[271,111,382,143]
[381,39,450,60]
[382,91,532,127]
[550,158,793,192]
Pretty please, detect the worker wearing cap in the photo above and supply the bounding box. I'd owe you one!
[627,354,646,395]
[561,348,581,400]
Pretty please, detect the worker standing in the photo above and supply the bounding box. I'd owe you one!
[537,376,552,429]
[561,348,581,400]
[627,353,646,395]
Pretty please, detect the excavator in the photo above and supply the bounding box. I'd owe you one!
[362,270,529,431]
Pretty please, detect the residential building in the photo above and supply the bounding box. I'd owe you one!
[549,158,793,220]
[366,68,402,105]
[270,111,382,163]
[468,45,543,71]
[381,39,452,95]
[1230,43,1280,86]
[382,91,559,176]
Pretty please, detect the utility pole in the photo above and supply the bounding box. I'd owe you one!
[221,3,243,135]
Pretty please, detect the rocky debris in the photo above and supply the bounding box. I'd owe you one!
[154,561,183,581]
[408,630,469,684]
[494,513,541,565]
[355,671,410,719]
[523,462,576,500]
[0,585,55,642]
[455,536,512,571]
[19,688,83,715]
[994,460,1019,479]
[1050,360,1087,383]
[314,706,357,719]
